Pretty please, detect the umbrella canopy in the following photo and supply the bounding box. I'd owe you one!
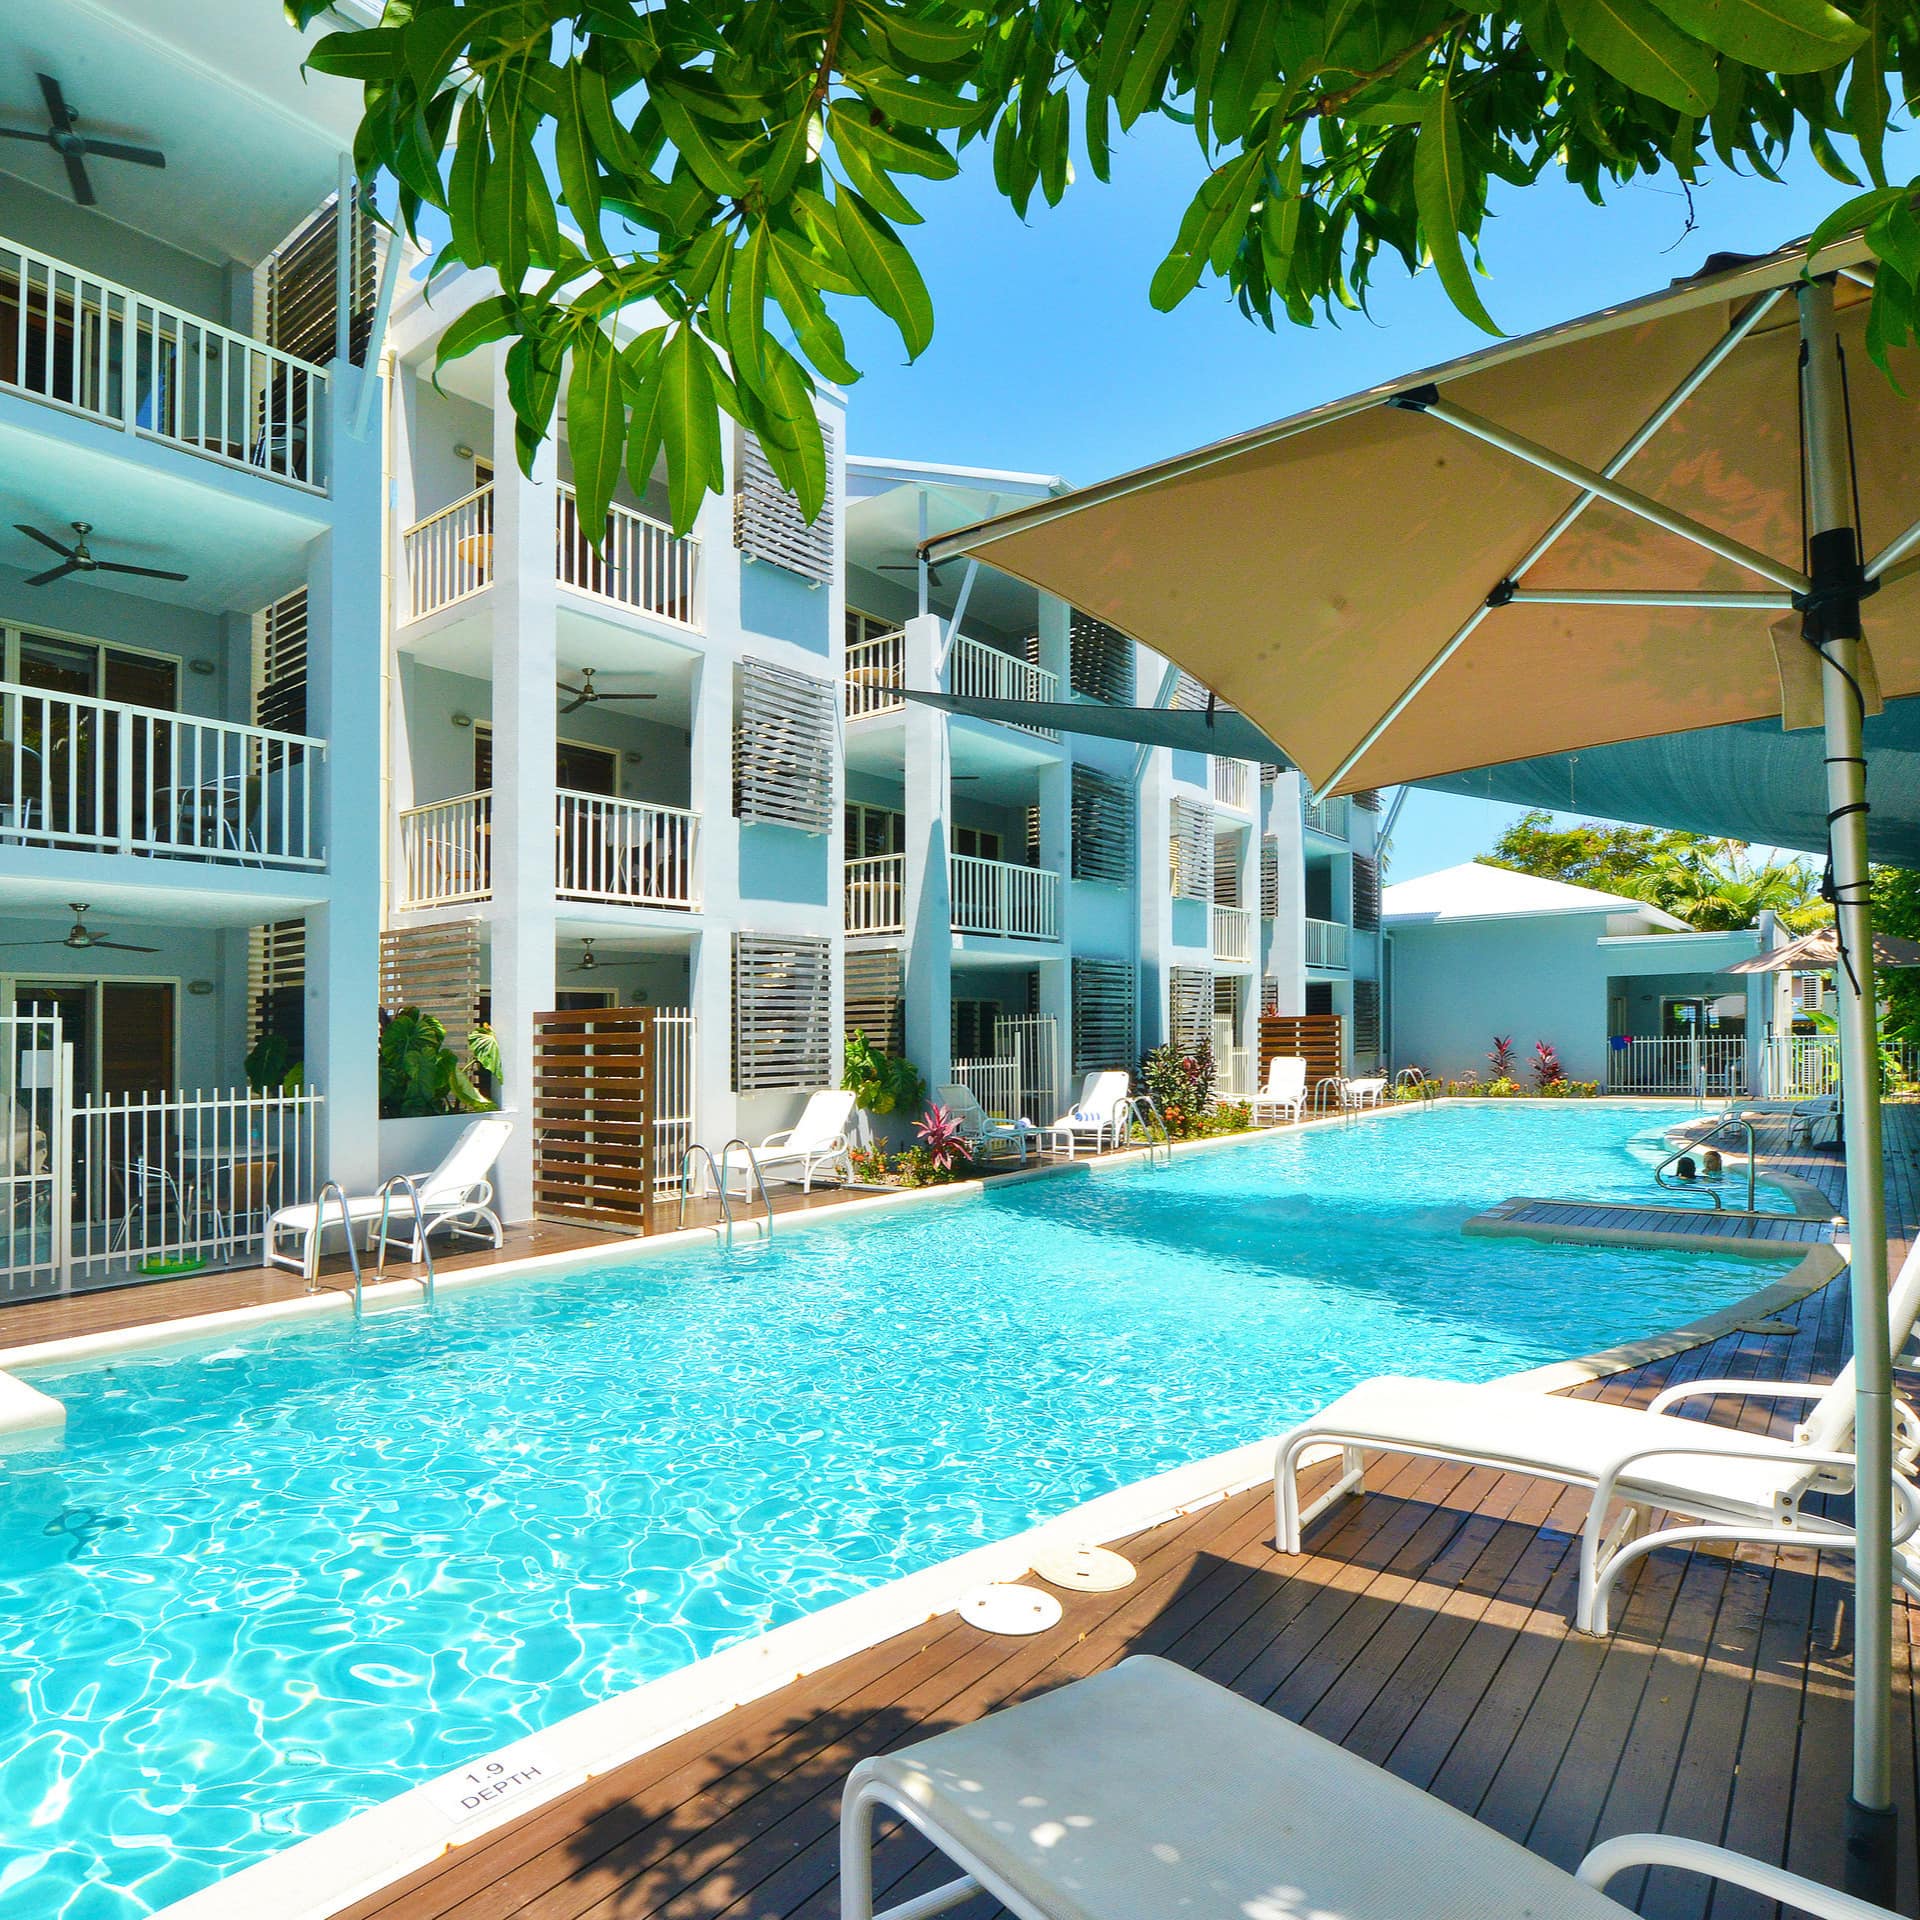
[925,237,1920,800]
[1727,929,1920,973]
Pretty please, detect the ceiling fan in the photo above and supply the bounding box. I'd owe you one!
[558,668,655,716]
[568,939,647,975]
[0,905,157,955]
[15,523,188,588]
[0,75,166,207]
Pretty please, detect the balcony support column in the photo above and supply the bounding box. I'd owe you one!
[487,350,559,1220]
[303,373,384,1194]
[687,648,740,1145]
[1267,772,1308,1015]
[902,613,951,1090]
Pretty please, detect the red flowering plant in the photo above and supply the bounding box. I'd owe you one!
[913,1104,972,1178]
[1138,1043,1216,1138]
[1531,1040,1567,1089]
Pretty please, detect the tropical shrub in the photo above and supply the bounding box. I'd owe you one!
[378,1008,498,1118]
[1138,1042,1215,1120]
[243,1032,303,1094]
[847,1143,891,1183]
[1531,1040,1566,1089]
[842,1030,926,1116]
[914,1103,970,1171]
[1537,1079,1601,1098]
[1487,1035,1519,1080]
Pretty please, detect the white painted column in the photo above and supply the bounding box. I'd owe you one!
[487,353,559,1220]
[1267,771,1307,1015]
[902,612,951,1090]
[304,370,384,1194]
[687,642,741,1150]
[1137,748,1173,1051]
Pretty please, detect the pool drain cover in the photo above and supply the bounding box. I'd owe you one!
[960,1583,1063,1635]
[1032,1544,1137,1592]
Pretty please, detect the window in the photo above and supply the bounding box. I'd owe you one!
[1169,799,1214,901]
[954,824,1002,862]
[16,632,178,710]
[734,658,835,832]
[1212,833,1240,906]
[249,918,307,1066]
[1069,613,1135,704]
[1305,981,1334,1016]
[733,934,832,1090]
[844,803,905,859]
[846,607,895,649]
[1072,957,1135,1072]
[253,591,308,735]
[1070,766,1133,885]
[10,979,176,1096]
[952,998,1003,1059]
[473,727,616,796]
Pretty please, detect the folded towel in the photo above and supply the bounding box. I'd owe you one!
[1070,1108,1104,1125]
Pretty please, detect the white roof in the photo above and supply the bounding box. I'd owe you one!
[1382,861,1689,930]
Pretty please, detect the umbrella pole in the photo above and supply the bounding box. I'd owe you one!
[1798,275,1895,1900]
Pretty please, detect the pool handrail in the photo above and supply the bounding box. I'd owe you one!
[718,1138,775,1239]
[679,1144,734,1247]
[309,1181,362,1304]
[1119,1094,1173,1169]
[1655,1111,1759,1214]
[372,1174,438,1309]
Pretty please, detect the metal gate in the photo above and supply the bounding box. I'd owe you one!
[994,1014,1059,1124]
[531,1005,658,1232]
[3,1010,72,1301]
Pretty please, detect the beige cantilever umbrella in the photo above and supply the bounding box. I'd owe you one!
[1728,929,1920,973]
[928,234,1919,1896]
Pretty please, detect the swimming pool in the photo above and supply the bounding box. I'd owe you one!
[0,1104,1804,1918]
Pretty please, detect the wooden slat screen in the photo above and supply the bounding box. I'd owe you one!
[1071,957,1135,1072]
[1169,966,1212,1051]
[733,933,832,1091]
[258,192,378,366]
[1169,799,1214,900]
[380,920,482,1033]
[1259,1013,1345,1083]
[1352,978,1381,1065]
[733,424,836,584]
[1352,852,1381,932]
[1352,788,1384,811]
[1071,765,1133,885]
[734,658,835,833]
[1069,613,1135,703]
[531,1005,656,1232]
[253,589,308,735]
[1261,980,1280,1016]
[844,945,904,1057]
[1260,836,1279,919]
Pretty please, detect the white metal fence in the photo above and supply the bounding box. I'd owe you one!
[0,680,325,868]
[949,1056,1020,1120]
[1212,904,1254,964]
[949,635,1059,738]
[556,793,698,908]
[1304,794,1352,838]
[951,854,1060,940]
[994,1013,1059,1124]
[845,630,906,719]
[2,231,328,490]
[556,484,701,628]
[1305,917,1349,968]
[403,484,494,619]
[846,852,907,934]
[1605,1036,1748,1095]
[398,790,493,908]
[653,1008,696,1195]
[2,1012,67,1300]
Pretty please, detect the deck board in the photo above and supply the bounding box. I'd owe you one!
[266,1103,1910,1917]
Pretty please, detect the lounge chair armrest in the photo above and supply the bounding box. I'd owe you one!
[1647,1378,1834,1415]
[1578,1834,1896,1917]
[1591,1440,1920,1539]
[756,1128,797,1151]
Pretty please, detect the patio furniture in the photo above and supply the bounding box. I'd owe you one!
[1341,1074,1388,1109]
[935,1083,1029,1166]
[0,739,43,839]
[720,1090,854,1196]
[1250,1055,1307,1124]
[1789,1094,1842,1147]
[1046,1071,1131,1156]
[839,1655,1900,1920]
[264,1116,511,1278]
[1276,1241,1920,1634]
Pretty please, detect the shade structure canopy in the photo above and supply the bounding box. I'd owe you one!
[924,236,1920,801]
[1727,929,1920,973]
[898,687,1289,762]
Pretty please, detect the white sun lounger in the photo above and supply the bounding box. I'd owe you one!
[722,1088,855,1195]
[840,1656,1896,1920]
[935,1084,1030,1166]
[264,1115,511,1278]
[1046,1070,1131,1156]
[1249,1054,1306,1124]
[1341,1073,1389,1109]
[1276,1245,1920,1633]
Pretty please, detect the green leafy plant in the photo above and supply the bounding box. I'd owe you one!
[1538,1079,1601,1098]
[848,1142,891,1183]
[1139,1042,1215,1123]
[378,1007,498,1118]
[843,1030,927,1116]
[893,1141,970,1187]
[243,1032,303,1094]
[293,0,1918,543]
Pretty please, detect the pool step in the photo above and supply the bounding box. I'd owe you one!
[1466,1195,1837,1259]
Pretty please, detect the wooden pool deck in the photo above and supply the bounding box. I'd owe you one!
[314,1104,1920,1920]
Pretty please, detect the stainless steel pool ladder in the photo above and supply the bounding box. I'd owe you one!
[1654,1111,1759,1213]
[1120,1095,1173,1169]
[679,1142,774,1248]
[372,1175,438,1311]
[309,1181,359,1301]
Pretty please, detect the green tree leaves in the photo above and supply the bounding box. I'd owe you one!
[303,0,1915,537]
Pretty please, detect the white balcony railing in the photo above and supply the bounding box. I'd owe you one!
[557,791,698,907]
[556,483,700,628]
[845,630,907,719]
[951,854,1059,940]
[1305,917,1349,968]
[949,635,1058,738]
[1304,793,1352,838]
[2,233,326,489]
[397,788,699,911]
[845,852,907,933]
[1210,758,1252,810]
[1211,903,1254,964]
[404,484,494,620]
[0,681,324,868]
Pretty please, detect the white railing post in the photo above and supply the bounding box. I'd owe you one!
[553,482,702,628]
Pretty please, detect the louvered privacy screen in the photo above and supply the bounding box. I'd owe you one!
[733,934,832,1091]
[253,590,308,735]
[1169,967,1213,1050]
[1072,957,1135,1072]
[258,192,378,363]
[1352,853,1382,931]
[1171,671,1214,712]
[1261,980,1280,1016]
[733,424,837,584]
[734,659,835,832]
[844,945,904,1057]
[1071,765,1133,885]
[1353,978,1382,1063]
[1353,789,1384,811]
[1070,613,1136,703]
[247,919,306,1053]
[380,919,482,1034]
[1169,799,1215,900]
[1260,837,1279,919]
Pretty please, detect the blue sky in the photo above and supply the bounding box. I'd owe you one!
[831,116,1896,881]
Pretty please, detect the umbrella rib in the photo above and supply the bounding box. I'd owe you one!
[1312,285,1788,799]
[1863,513,1920,583]
[1507,587,1795,610]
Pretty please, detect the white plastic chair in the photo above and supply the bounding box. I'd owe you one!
[1046,1070,1131,1156]
[1250,1055,1307,1124]
[1341,1074,1388,1109]
[935,1084,1028,1166]
[722,1089,855,1194]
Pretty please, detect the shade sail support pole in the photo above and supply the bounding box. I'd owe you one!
[1800,274,1895,1904]
[1312,288,1784,799]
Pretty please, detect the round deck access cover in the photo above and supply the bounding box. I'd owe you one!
[959,1584,1063,1635]
[1032,1544,1138,1592]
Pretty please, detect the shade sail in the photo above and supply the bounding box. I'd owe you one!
[898,688,1288,762]
[1726,929,1920,972]
[924,237,1920,798]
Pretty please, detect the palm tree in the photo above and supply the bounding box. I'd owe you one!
[1643,845,1827,932]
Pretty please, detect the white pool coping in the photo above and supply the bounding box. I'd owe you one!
[0,1094,1841,1919]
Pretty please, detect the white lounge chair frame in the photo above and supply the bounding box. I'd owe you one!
[264,1115,510,1279]
[723,1088,854,1195]
[1341,1073,1388,1109]
[934,1084,1028,1166]
[1249,1054,1306,1124]
[1045,1070,1131,1157]
[839,1656,1900,1920]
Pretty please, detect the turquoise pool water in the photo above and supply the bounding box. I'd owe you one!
[0,1104,1798,1917]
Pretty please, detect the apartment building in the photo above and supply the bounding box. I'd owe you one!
[0,2,384,1300]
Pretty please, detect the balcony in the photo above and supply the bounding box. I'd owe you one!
[2,233,327,491]
[1305,917,1350,968]
[401,483,701,627]
[1210,757,1252,810]
[840,851,1061,941]
[842,631,1059,738]
[0,682,325,869]
[1304,794,1352,838]
[397,789,699,912]
[1211,903,1253,964]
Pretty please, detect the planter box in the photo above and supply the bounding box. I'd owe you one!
[377,1110,505,1185]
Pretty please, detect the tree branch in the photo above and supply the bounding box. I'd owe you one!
[1300,12,1474,119]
